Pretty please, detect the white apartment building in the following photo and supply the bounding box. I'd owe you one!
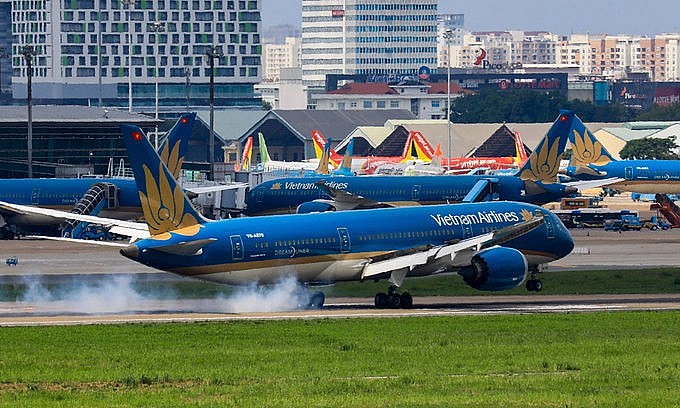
[262,37,300,82]
[4,0,262,107]
[301,0,438,89]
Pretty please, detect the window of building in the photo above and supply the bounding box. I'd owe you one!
[363,101,372,108]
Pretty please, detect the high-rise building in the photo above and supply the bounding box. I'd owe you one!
[4,0,262,109]
[301,0,438,89]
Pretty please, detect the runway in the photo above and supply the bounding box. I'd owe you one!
[1,294,679,327]
[1,228,679,326]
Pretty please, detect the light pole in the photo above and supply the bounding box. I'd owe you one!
[122,0,134,112]
[443,29,454,172]
[22,45,35,178]
[206,46,223,181]
[150,21,164,150]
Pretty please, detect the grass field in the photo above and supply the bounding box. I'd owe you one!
[0,312,678,406]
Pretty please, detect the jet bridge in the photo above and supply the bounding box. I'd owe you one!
[462,178,500,202]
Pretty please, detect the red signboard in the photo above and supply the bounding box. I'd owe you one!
[332,9,344,17]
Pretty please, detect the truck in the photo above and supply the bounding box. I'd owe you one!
[604,213,642,232]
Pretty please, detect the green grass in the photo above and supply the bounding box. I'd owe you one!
[2,268,680,301]
[0,312,678,406]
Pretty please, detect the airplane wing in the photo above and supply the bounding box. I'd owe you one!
[0,200,150,240]
[563,177,625,192]
[184,182,249,195]
[25,235,130,247]
[360,214,545,286]
[314,180,393,210]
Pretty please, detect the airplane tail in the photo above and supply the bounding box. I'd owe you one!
[568,114,615,167]
[315,138,332,175]
[158,113,196,179]
[410,131,435,162]
[121,124,206,238]
[512,129,529,165]
[333,138,354,176]
[236,136,253,171]
[311,130,343,166]
[432,144,444,168]
[517,110,575,182]
[257,132,271,166]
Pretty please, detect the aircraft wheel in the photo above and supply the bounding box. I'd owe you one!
[374,292,388,308]
[533,280,543,292]
[400,293,413,309]
[308,292,325,309]
[386,293,401,308]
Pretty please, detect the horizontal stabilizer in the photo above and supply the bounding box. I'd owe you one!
[150,238,218,256]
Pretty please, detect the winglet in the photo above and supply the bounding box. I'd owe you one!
[517,110,575,182]
[158,113,196,179]
[121,124,207,238]
[568,114,615,167]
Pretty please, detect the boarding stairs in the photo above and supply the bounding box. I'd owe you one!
[653,194,680,227]
[62,182,119,240]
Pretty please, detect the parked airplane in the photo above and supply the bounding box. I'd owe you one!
[565,114,680,194]
[257,132,331,175]
[116,122,574,308]
[311,129,431,174]
[244,111,578,216]
[0,113,196,239]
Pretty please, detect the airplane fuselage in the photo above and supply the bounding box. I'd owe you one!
[244,175,572,216]
[567,160,680,194]
[122,201,573,286]
[0,178,143,230]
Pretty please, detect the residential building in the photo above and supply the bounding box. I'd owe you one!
[262,37,301,82]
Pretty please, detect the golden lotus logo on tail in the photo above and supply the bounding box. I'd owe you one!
[571,128,611,166]
[519,137,561,182]
[159,138,184,179]
[138,162,199,239]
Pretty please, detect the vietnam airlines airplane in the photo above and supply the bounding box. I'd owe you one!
[565,114,680,194]
[116,122,574,308]
[0,113,196,239]
[244,110,578,216]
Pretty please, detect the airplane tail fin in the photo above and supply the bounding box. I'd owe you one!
[512,129,529,165]
[311,130,343,166]
[432,144,444,168]
[333,138,354,175]
[121,124,206,238]
[257,132,271,165]
[315,138,332,174]
[568,114,615,167]
[518,110,575,182]
[158,113,196,179]
[410,131,435,162]
[236,136,253,171]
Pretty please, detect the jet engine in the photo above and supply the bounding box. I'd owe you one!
[459,246,528,291]
[296,201,336,214]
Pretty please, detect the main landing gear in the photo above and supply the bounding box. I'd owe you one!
[525,265,543,292]
[307,291,325,309]
[374,285,413,309]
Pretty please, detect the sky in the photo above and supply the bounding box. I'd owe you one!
[261,0,680,36]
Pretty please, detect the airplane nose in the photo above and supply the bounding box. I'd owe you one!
[120,245,139,260]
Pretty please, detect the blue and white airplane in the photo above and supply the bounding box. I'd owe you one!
[244,110,578,216]
[566,114,680,194]
[116,122,574,308]
[0,113,196,239]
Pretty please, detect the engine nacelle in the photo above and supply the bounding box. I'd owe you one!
[296,201,336,214]
[459,246,528,291]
